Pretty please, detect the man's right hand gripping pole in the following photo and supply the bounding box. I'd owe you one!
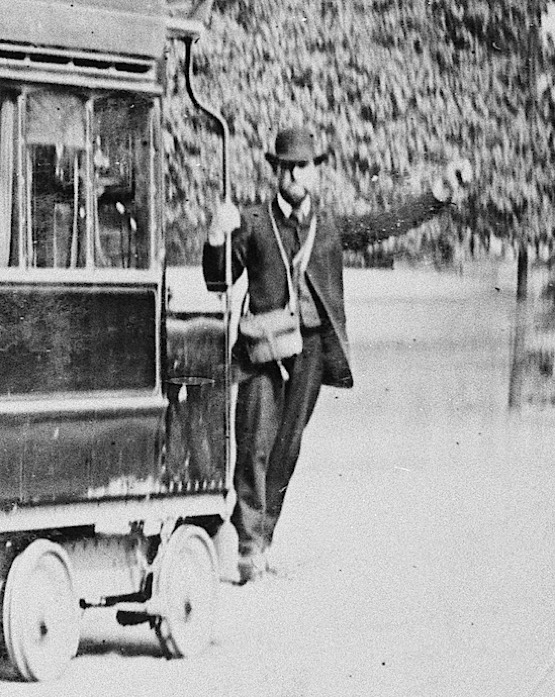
[208,200,241,249]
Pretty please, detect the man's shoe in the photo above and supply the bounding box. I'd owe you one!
[237,552,266,585]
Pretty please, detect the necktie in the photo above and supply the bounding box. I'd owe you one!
[292,209,310,250]
[290,208,303,226]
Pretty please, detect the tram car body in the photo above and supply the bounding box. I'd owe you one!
[0,0,230,681]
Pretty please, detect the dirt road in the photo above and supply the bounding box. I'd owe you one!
[3,262,555,697]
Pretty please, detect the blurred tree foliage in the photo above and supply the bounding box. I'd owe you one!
[164,0,555,266]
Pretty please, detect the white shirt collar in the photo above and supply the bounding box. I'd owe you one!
[277,193,311,220]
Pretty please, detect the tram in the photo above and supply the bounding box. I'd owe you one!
[0,0,234,681]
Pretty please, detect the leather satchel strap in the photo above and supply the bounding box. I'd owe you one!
[292,214,316,280]
[267,201,297,312]
[241,202,317,320]
[267,201,317,307]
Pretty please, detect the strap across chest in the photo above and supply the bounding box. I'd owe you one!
[268,201,316,285]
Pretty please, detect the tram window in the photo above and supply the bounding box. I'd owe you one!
[0,95,18,267]
[93,96,152,269]
[26,91,86,268]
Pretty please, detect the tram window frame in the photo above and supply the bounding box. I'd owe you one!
[0,91,19,267]
[2,87,159,272]
[92,93,156,270]
[24,88,88,269]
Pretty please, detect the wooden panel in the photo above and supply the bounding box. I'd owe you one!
[0,404,164,509]
[165,316,226,490]
[0,395,228,511]
[0,286,157,395]
[0,0,166,58]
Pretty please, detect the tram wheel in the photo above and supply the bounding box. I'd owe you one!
[153,525,219,658]
[2,539,80,681]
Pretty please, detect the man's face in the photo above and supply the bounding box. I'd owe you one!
[277,160,318,207]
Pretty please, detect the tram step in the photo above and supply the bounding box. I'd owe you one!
[116,610,153,627]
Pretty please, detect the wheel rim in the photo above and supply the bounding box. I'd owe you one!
[154,525,219,658]
[2,540,80,682]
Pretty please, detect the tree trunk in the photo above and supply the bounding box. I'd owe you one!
[508,242,529,408]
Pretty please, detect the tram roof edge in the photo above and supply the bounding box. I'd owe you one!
[0,0,213,60]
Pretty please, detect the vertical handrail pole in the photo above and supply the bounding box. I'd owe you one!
[183,36,233,496]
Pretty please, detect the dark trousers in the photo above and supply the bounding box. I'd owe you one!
[231,331,324,557]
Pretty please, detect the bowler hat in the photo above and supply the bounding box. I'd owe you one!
[265,127,328,166]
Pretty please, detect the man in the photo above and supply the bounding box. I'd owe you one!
[203,126,468,583]
[204,127,352,583]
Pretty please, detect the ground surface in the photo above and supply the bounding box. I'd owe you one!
[3,261,555,697]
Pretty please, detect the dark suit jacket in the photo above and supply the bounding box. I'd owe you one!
[202,191,451,389]
[337,190,450,251]
[202,198,354,389]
